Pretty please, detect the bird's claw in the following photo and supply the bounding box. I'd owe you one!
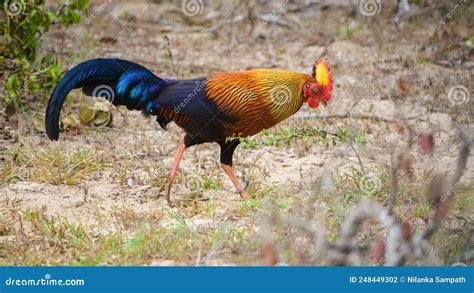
[235,179,249,196]
[239,190,250,200]
[239,178,250,200]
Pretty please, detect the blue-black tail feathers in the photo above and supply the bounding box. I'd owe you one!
[45,58,167,140]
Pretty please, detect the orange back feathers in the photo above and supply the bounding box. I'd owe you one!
[206,69,311,136]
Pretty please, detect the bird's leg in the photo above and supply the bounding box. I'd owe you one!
[219,140,249,200]
[222,164,250,200]
[166,136,186,205]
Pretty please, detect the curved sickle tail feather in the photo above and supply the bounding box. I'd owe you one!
[45,58,167,140]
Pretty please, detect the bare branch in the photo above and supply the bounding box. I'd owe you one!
[413,135,473,255]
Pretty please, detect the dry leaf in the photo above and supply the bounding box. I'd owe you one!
[418,132,434,154]
[79,105,95,125]
[369,238,385,265]
[397,78,410,96]
[398,154,413,179]
[79,102,113,127]
[427,173,448,206]
[262,241,278,266]
[62,113,80,129]
[402,222,411,240]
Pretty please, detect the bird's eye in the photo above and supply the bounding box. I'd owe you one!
[306,83,310,88]
[313,88,319,93]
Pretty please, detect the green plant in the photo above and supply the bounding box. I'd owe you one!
[226,126,367,150]
[1,0,89,110]
[337,22,362,40]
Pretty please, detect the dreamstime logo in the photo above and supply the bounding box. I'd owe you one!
[350,76,391,116]
[349,99,372,116]
[92,85,115,103]
[359,172,382,195]
[84,0,112,25]
[262,0,289,24]
[269,85,292,106]
[3,0,25,17]
[181,0,204,17]
[359,0,382,17]
[7,77,32,100]
[447,85,470,106]
[5,273,85,287]
[174,80,207,113]
[440,0,468,24]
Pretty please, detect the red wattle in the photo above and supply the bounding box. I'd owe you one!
[308,98,319,108]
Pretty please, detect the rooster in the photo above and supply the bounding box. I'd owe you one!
[45,58,333,205]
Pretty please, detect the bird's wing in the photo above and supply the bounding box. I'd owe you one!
[157,78,236,122]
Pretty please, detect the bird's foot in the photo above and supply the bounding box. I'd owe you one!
[239,190,250,200]
[221,164,250,201]
[235,178,249,194]
[234,179,250,200]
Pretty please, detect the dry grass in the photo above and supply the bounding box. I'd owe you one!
[2,143,111,185]
[0,0,473,266]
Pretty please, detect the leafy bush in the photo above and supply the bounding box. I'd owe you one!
[0,0,89,111]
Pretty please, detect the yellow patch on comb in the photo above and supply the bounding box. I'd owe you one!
[315,59,331,87]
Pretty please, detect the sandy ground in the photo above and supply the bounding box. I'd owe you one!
[0,0,473,265]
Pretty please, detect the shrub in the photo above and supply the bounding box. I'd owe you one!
[0,0,89,111]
